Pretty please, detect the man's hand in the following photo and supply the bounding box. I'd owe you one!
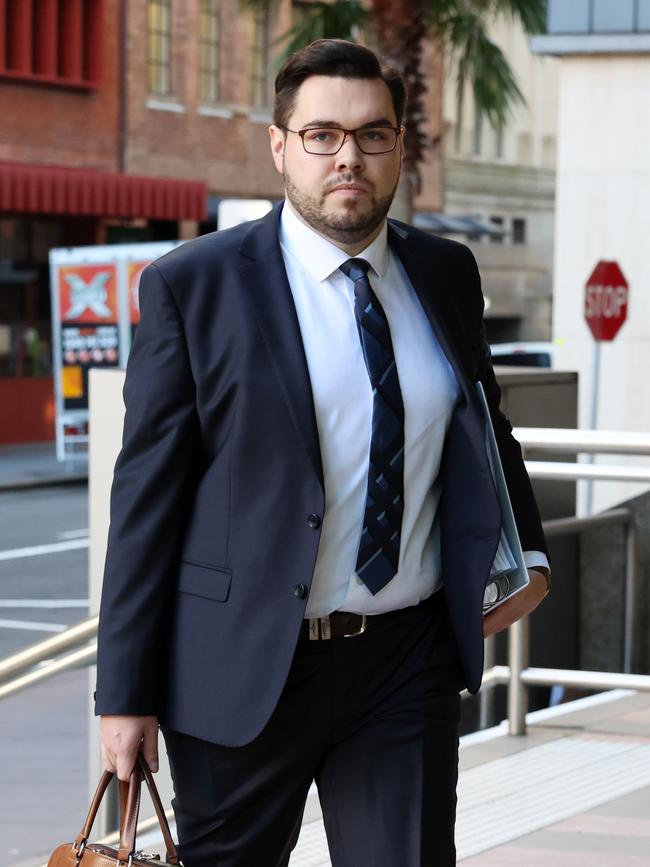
[100,715,159,782]
[482,567,550,638]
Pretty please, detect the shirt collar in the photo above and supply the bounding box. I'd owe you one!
[280,198,390,282]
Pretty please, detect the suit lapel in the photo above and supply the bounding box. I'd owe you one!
[387,222,473,406]
[237,211,480,492]
[239,205,324,490]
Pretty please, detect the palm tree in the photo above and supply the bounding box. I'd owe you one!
[241,0,546,220]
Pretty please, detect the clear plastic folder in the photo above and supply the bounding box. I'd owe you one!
[476,382,530,614]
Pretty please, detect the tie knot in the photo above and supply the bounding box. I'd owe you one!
[340,258,370,283]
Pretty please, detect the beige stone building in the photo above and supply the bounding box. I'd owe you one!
[440,17,559,342]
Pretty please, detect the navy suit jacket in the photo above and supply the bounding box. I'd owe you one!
[95,205,547,746]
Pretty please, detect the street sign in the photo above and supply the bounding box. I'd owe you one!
[583,260,630,514]
[584,260,629,341]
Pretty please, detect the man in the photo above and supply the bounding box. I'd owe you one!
[97,39,550,867]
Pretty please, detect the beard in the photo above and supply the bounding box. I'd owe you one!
[284,170,398,245]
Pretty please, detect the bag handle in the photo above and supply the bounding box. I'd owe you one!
[73,755,180,865]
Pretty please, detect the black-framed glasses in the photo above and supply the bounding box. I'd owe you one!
[283,125,404,155]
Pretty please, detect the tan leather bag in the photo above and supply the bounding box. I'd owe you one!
[47,755,182,866]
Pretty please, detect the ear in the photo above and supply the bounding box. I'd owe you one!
[269,125,286,174]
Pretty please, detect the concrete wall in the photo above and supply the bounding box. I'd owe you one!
[579,487,650,676]
[551,54,650,514]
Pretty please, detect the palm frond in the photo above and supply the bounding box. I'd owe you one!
[489,0,547,34]
[449,12,524,131]
[426,0,545,36]
[276,2,369,60]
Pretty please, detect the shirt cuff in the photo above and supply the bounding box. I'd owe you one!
[523,551,550,573]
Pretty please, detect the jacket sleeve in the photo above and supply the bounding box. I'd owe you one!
[463,248,549,558]
[95,263,200,715]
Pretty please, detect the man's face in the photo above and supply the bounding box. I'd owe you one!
[269,76,403,247]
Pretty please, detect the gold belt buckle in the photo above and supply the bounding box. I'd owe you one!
[343,614,367,638]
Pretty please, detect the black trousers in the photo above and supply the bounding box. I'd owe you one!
[162,590,466,867]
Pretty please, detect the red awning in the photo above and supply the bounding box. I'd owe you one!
[0,161,207,221]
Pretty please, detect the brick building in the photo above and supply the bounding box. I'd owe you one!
[121,0,444,221]
[0,0,205,443]
[0,0,444,445]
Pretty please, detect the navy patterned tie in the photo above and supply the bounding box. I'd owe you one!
[340,258,405,595]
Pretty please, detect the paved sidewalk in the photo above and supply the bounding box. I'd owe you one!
[4,688,650,866]
[286,689,650,865]
[458,690,650,865]
[0,442,87,490]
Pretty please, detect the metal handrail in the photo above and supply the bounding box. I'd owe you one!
[515,427,650,455]
[0,434,648,717]
[495,429,650,736]
[0,426,645,855]
[0,643,97,701]
[524,461,650,482]
[0,615,97,681]
[0,615,97,701]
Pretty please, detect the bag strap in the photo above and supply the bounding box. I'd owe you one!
[117,763,142,862]
[135,755,180,865]
[73,769,111,853]
[73,755,180,865]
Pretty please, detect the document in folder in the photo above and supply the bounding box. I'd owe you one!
[476,383,530,615]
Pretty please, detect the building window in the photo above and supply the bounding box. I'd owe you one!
[490,215,504,244]
[0,0,104,89]
[251,7,269,108]
[513,218,527,245]
[199,0,221,102]
[147,0,172,96]
[495,124,505,159]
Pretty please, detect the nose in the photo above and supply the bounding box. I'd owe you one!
[334,132,366,173]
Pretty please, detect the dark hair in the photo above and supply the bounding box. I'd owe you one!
[273,39,406,129]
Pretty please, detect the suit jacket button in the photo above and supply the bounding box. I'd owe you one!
[294,583,308,599]
[307,513,321,529]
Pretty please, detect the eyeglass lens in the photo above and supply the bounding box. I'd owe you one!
[301,128,397,155]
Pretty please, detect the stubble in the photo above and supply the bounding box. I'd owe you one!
[284,171,398,246]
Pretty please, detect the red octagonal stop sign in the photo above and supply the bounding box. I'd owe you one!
[585,260,629,341]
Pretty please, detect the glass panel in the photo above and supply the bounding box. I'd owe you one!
[199,0,220,102]
[250,8,268,107]
[547,0,590,33]
[593,0,634,31]
[639,0,650,30]
[160,0,171,33]
[147,0,172,94]
[147,3,158,30]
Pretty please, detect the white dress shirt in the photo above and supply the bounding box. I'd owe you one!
[279,200,548,619]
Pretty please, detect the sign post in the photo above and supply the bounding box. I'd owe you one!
[584,260,629,512]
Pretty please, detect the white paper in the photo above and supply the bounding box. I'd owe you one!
[476,382,530,613]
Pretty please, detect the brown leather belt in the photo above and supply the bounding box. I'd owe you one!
[299,593,441,641]
[300,611,368,640]
[300,592,444,641]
